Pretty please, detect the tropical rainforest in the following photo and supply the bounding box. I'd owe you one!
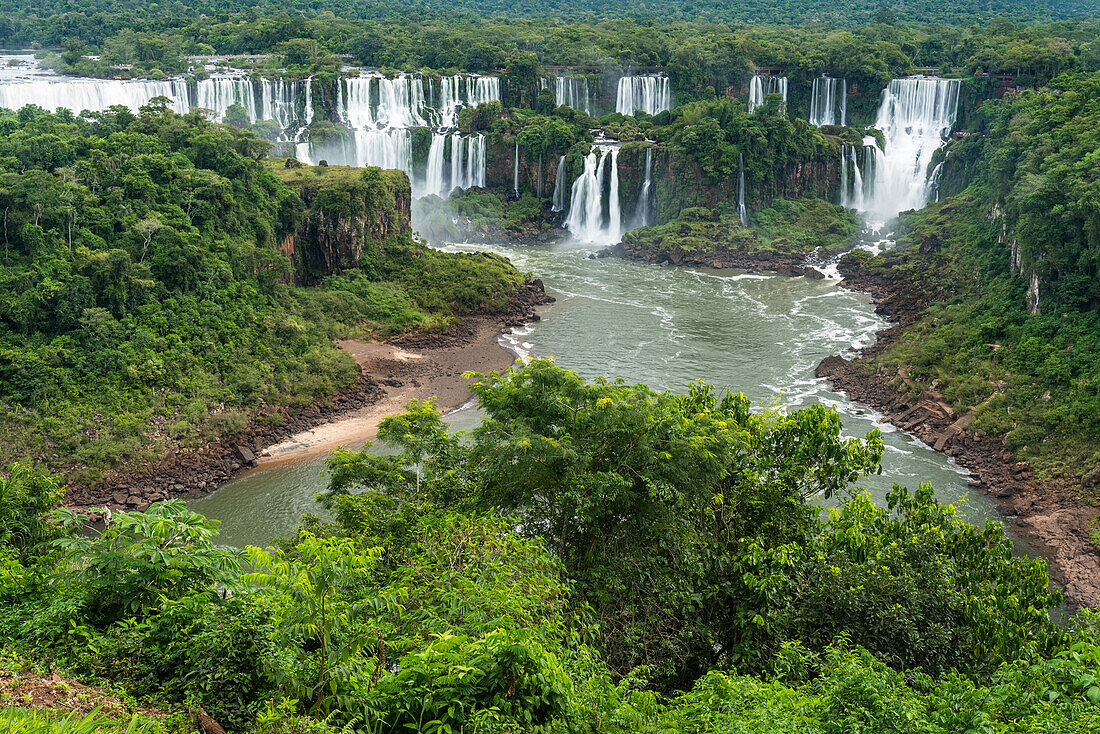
[0,0,1099,733]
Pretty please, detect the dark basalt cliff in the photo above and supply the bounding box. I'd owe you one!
[278,164,412,282]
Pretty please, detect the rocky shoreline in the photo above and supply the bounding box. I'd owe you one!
[64,279,552,516]
[816,258,1100,610]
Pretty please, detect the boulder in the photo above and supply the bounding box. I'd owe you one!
[234,445,256,465]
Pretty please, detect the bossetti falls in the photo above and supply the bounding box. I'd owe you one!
[4,9,1100,731]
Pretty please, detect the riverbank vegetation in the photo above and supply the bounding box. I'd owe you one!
[833,70,1100,502]
[0,361,1097,732]
[0,104,526,480]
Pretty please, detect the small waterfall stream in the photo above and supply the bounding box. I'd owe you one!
[737,153,748,226]
[552,155,568,212]
[634,147,653,228]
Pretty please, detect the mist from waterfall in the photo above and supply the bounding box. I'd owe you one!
[748,75,787,113]
[808,77,846,126]
[565,146,621,244]
[616,75,672,116]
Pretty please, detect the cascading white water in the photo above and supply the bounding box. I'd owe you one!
[737,153,748,226]
[424,134,447,197]
[860,77,960,226]
[616,75,672,116]
[302,76,314,128]
[809,77,846,126]
[839,144,866,210]
[565,145,621,243]
[748,75,787,113]
[635,147,653,228]
[436,74,501,128]
[551,155,567,212]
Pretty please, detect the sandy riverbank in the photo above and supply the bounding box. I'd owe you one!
[64,280,551,514]
[258,320,517,464]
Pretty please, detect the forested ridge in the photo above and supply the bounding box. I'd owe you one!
[0,103,525,481]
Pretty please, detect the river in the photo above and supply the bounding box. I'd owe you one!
[191,237,999,547]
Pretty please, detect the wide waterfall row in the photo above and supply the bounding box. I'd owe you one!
[808,77,846,126]
[337,73,500,130]
[540,76,592,114]
[857,77,961,225]
[565,145,621,244]
[0,76,312,128]
[748,75,788,112]
[616,75,672,116]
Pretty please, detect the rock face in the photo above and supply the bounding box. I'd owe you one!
[279,165,412,282]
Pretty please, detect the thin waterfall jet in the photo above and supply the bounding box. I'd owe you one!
[513,141,520,195]
[635,147,653,228]
[738,153,748,226]
[552,155,567,212]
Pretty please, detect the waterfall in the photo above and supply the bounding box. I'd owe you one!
[0,68,500,196]
[748,75,787,113]
[860,77,961,226]
[607,148,621,244]
[737,153,748,226]
[424,133,446,197]
[551,155,567,212]
[302,76,314,128]
[544,76,591,114]
[839,144,866,210]
[565,145,622,243]
[436,74,501,128]
[635,147,653,227]
[513,141,520,195]
[809,77,846,126]
[616,75,672,116]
